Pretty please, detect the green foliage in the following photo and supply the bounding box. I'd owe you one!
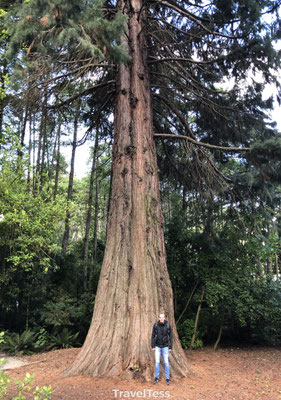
[34,329,49,351]
[177,319,204,350]
[0,332,5,344]
[5,0,129,65]
[0,357,11,400]
[0,330,37,355]
[47,328,80,350]
[0,160,66,272]
[39,289,94,333]
[0,367,54,400]
[40,292,76,329]
[165,193,281,347]
[14,372,35,400]
[33,384,54,400]
[0,331,53,399]
[13,373,54,400]
[0,139,69,321]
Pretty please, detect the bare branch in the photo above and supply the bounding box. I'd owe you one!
[154,133,250,152]
[47,80,116,109]
[148,55,221,65]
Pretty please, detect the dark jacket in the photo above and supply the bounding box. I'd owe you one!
[151,320,173,349]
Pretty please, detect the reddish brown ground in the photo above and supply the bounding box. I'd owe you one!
[6,347,281,400]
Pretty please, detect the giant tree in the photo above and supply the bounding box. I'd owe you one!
[5,0,281,379]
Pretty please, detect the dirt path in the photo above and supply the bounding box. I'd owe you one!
[0,352,29,370]
[5,347,281,399]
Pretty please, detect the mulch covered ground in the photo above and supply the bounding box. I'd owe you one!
[5,346,281,400]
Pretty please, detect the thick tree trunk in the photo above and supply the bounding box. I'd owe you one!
[67,0,188,380]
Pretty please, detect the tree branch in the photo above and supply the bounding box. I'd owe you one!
[148,55,221,65]
[154,133,250,152]
[157,0,246,39]
[47,81,116,109]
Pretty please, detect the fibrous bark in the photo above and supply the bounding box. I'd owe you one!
[67,0,188,380]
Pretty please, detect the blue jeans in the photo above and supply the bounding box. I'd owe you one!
[154,346,170,379]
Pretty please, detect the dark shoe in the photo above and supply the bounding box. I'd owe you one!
[153,378,159,384]
[166,379,170,385]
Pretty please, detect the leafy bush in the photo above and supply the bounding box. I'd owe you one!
[0,358,11,399]
[178,319,204,349]
[34,328,49,352]
[5,371,54,400]
[0,332,5,344]
[47,328,80,350]
[0,330,37,355]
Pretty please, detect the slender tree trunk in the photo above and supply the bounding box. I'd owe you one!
[21,103,29,146]
[40,111,48,189]
[214,319,223,351]
[53,122,61,201]
[49,130,57,181]
[25,294,30,331]
[0,61,8,144]
[83,131,99,291]
[90,160,99,285]
[182,186,187,213]
[267,257,273,275]
[191,286,205,348]
[0,100,3,143]
[17,102,29,162]
[67,0,188,380]
[49,117,61,183]
[32,116,36,191]
[62,100,80,254]
[35,92,47,188]
[27,110,33,190]
[176,281,199,325]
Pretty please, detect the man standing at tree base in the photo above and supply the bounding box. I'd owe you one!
[151,312,173,385]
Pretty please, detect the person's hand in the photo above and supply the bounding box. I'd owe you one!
[152,348,155,351]
[169,349,172,352]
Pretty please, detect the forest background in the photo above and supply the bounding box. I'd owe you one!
[0,0,281,360]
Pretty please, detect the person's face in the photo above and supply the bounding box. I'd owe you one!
[159,314,165,323]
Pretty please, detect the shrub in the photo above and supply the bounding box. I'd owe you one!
[47,328,80,350]
[0,358,11,399]
[178,319,204,349]
[0,330,37,355]
[34,328,49,352]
